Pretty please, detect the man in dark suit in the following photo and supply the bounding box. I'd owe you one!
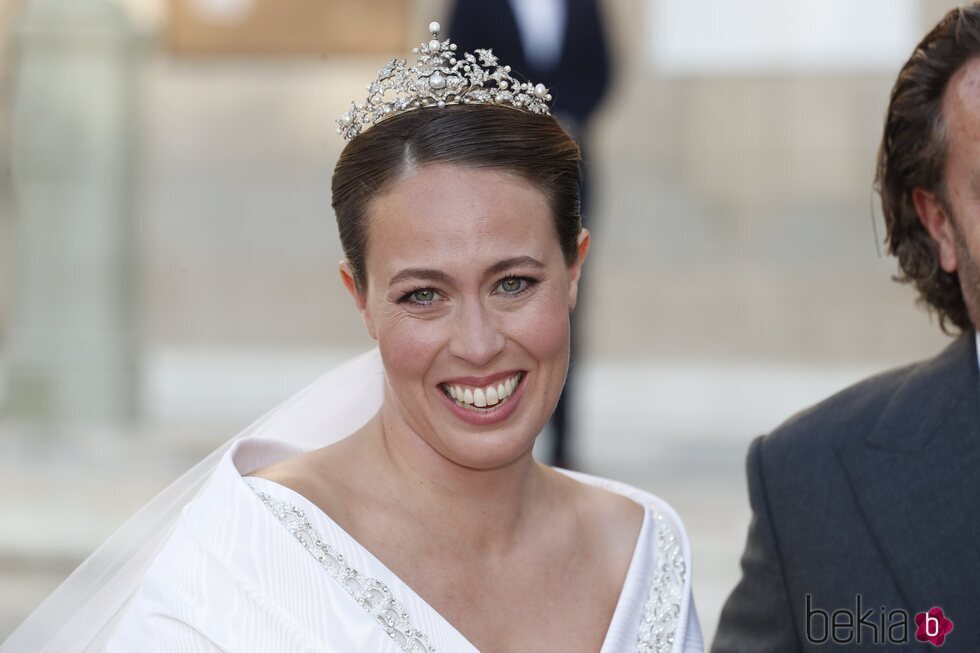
[448,0,612,468]
[713,5,980,652]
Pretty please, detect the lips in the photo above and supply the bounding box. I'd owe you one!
[435,369,528,427]
[441,372,524,409]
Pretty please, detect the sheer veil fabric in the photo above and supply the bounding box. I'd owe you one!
[0,349,385,653]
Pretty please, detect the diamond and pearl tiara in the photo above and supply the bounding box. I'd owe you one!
[337,21,553,141]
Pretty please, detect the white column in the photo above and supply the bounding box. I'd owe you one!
[6,0,138,422]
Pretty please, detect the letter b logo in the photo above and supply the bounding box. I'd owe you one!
[805,595,829,644]
[915,607,953,647]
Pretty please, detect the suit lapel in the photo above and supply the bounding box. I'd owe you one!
[836,334,980,620]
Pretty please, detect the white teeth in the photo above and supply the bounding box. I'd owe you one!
[443,372,522,409]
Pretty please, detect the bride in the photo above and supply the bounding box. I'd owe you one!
[2,22,701,653]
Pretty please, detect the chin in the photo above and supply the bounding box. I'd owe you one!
[384,371,560,469]
[430,382,556,469]
[439,429,539,470]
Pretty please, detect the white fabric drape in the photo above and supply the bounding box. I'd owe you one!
[0,349,384,653]
[106,437,701,651]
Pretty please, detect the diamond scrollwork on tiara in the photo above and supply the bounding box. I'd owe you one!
[337,21,553,141]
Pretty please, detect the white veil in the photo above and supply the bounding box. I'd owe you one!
[0,348,385,653]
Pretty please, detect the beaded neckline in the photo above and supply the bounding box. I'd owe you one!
[247,478,685,652]
[252,489,436,652]
[637,512,686,652]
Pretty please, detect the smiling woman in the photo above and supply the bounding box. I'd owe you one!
[2,22,702,653]
[343,161,585,469]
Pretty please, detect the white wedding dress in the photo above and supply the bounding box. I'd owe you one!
[1,349,703,653]
[106,437,702,652]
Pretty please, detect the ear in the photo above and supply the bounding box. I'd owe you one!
[339,260,378,340]
[567,228,591,312]
[913,188,959,273]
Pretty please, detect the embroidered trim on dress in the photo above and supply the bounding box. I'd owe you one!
[251,489,436,653]
[636,512,685,653]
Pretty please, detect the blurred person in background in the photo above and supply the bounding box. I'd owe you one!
[712,5,980,651]
[448,0,612,469]
[2,23,701,653]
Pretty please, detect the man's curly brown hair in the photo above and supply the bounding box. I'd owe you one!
[876,4,980,333]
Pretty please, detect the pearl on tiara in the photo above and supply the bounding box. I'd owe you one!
[337,21,552,141]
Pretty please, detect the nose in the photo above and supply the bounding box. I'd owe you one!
[448,298,506,367]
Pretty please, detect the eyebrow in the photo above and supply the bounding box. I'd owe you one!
[485,256,545,277]
[387,256,545,287]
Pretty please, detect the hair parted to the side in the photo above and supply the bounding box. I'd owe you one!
[876,3,980,333]
[331,104,582,291]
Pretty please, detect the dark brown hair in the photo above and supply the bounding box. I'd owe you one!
[331,105,582,291]
[876,4,980,332]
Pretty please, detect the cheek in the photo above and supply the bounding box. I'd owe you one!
[505,289,571,361]
[374,309,447,381]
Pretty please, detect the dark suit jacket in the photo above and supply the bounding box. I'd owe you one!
[447,0,611,129]
[713,334,980,652]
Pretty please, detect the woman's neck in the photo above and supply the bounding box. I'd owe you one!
[360,405,557,553]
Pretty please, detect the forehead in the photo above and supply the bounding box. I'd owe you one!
[364,164,558,275]
[941,57,980,195]
[944,57,980,140]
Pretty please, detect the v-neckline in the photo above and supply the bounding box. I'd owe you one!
[244,473,654,652]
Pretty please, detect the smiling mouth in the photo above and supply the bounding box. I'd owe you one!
[440,372,524,410]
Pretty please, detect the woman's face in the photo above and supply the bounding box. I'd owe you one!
[342,163,588,470]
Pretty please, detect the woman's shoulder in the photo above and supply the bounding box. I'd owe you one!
[245,436,368,532]
[548,467,701,651]
[245,449,318,494]
[550,466,695,597]
[549,466,646,557]
[555,468,702,651]
[555,467,691,542]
